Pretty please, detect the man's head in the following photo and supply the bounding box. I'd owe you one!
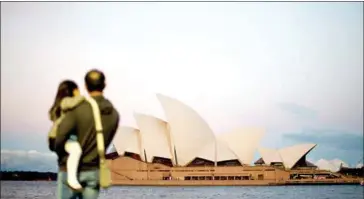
[84,69,106,94]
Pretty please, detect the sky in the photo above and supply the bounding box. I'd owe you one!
[1,2,363,171]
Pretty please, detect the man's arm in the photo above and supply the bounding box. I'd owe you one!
[105,112,120,149]
[54,110,77,153]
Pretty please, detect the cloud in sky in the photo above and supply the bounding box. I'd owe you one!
[282,129,363,164]
[277,102,318,120]
[1,131,50,153]
[1,149,58,172]
[283,129,363,151]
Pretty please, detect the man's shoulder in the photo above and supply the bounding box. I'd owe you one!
[67,96,119,118]
[75,99,93,110]
[97,97,118,111]
[69,99,93,116]
[60,96,86,111]
[98,97,119,121]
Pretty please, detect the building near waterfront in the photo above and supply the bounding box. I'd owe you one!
[107,94,359,185]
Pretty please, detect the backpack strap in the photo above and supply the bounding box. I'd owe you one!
[85,97,106,164]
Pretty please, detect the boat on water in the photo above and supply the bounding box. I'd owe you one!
[107,94,363,186]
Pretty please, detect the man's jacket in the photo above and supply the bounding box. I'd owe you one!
[53,95,119,171]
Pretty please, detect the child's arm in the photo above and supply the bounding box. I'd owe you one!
[48,115,65,151]
[47,96,84,152]
[54,111,77,153]
[48,115,65,138]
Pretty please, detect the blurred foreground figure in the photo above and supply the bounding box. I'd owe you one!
[54,69,120,199]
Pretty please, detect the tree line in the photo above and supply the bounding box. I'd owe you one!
[0,171,57,181]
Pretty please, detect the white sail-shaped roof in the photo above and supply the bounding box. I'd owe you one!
[315,159,334,171]
[219,127,265,165]
[278,143,316,169]
[315,158,349,172]
[329,158,349,168]
[113,126,143,158]
[134,113,174,163]
[197,138,239,162]
[258,148,282,165]
[156,94,216,166]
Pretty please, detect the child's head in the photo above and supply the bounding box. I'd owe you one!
[49,80,79,121]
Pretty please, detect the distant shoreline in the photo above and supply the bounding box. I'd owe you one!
[0,171,57,181]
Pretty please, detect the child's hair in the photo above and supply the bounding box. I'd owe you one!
[49,80,78,121]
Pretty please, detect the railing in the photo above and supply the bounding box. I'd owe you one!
[110,170,133,180]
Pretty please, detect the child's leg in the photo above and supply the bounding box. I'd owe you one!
[65,140,82,189]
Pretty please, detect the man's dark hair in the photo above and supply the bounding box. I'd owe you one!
[85,69,106,92]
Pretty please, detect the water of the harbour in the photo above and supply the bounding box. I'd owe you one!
[1,181,363,199]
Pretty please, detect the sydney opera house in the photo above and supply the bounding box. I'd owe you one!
[106,94,362,186]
